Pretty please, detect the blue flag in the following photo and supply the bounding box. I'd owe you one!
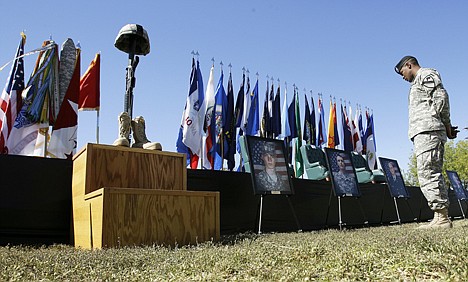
[341,104,353,151]
[272,83,281,138]
[211,70,227,170]
[287,88,297,139]
[310,96,316,145]
[224,72,235,170]
[317,97,326,147]
[303,93,313,144]
[245,79,259,136]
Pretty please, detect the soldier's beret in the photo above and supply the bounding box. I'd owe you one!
[395,55,416,74]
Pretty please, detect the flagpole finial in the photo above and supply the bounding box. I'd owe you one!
[195,51,200,58]
[191,50,195,58]
[211,57,215,67]
[242,67,245,74]
[219,61,223,71]
[256,72,259,78]
[277,78,280,84]
[271,76,274,82]
[76,42,81,49]
[266,74,269,80]
[246,69,250,75]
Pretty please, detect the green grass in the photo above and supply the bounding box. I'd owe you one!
[1,220,468,281]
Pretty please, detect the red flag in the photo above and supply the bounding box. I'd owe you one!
[79,53,100,110]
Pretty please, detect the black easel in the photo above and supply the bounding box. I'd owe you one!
[256,194,302,234]
[380,187,417,224]
[325,189,368,230]
[455,199,467,219]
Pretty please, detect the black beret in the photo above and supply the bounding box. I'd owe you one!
[395,56,416,74]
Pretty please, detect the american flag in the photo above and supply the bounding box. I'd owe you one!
[0,33,26,153]
[329,151,355,174]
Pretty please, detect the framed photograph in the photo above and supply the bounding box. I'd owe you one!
[379,157,410,198]
[324,148,360,197]
[245,136,294,195]
[446,170,468,201]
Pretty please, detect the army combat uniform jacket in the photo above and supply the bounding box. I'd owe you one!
[408,67,451,143]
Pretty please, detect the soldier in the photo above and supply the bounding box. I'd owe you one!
[333,153,357,195]
[386,161,407,198]
[257,142,285,192]
[395,56,459,229]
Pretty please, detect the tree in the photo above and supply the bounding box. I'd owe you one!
[404,140,468,187]
[404,152,419,186]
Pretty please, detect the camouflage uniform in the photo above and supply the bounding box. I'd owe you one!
[409,68,451,210]
[257,170,285,191]
[334,171,357,195]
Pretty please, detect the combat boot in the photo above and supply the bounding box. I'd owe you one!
[131,116,162,150]
[417,212,439,229]
[417,208,452,229]
[112,112,131,147]
[431,208,453,229]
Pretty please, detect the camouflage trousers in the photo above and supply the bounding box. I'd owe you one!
[413,131,449,211]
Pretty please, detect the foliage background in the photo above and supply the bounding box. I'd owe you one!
[404,140,468,187]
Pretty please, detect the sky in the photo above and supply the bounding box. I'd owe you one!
[1,0,467,173]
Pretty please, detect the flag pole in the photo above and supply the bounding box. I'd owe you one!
[96,109,100,144]
[43,128,49,157]
[199,138,203,169]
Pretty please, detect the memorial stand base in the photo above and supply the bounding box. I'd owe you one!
[72,144,219,249]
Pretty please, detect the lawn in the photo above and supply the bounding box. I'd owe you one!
[1,220,468,281]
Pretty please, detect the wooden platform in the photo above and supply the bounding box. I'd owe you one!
[73,143,187,194]
[75,188,219,249]
[72,144,220,249]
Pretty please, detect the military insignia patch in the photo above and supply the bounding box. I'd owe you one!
[422,75,436,89]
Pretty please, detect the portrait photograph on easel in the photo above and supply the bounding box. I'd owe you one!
[245,136,294,195]
[446,170,468,201]
[379,157,410,198]
[324,148,360,197]
[446,170,468,219]
[378,157,417,224]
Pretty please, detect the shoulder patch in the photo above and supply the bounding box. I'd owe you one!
[422,75,436,89]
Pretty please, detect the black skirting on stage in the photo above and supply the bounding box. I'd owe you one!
[187,169,465,234]
[0,154,466,245]
[0,154,72,245]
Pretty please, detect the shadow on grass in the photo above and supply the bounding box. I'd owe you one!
[219,231,261,246]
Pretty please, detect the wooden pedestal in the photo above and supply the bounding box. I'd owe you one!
[73,143,187,194]
[72,144,219,249]
[75,188,219,249]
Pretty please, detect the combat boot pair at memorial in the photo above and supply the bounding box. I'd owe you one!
[417,208,452,229]
[113,112,162,150]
